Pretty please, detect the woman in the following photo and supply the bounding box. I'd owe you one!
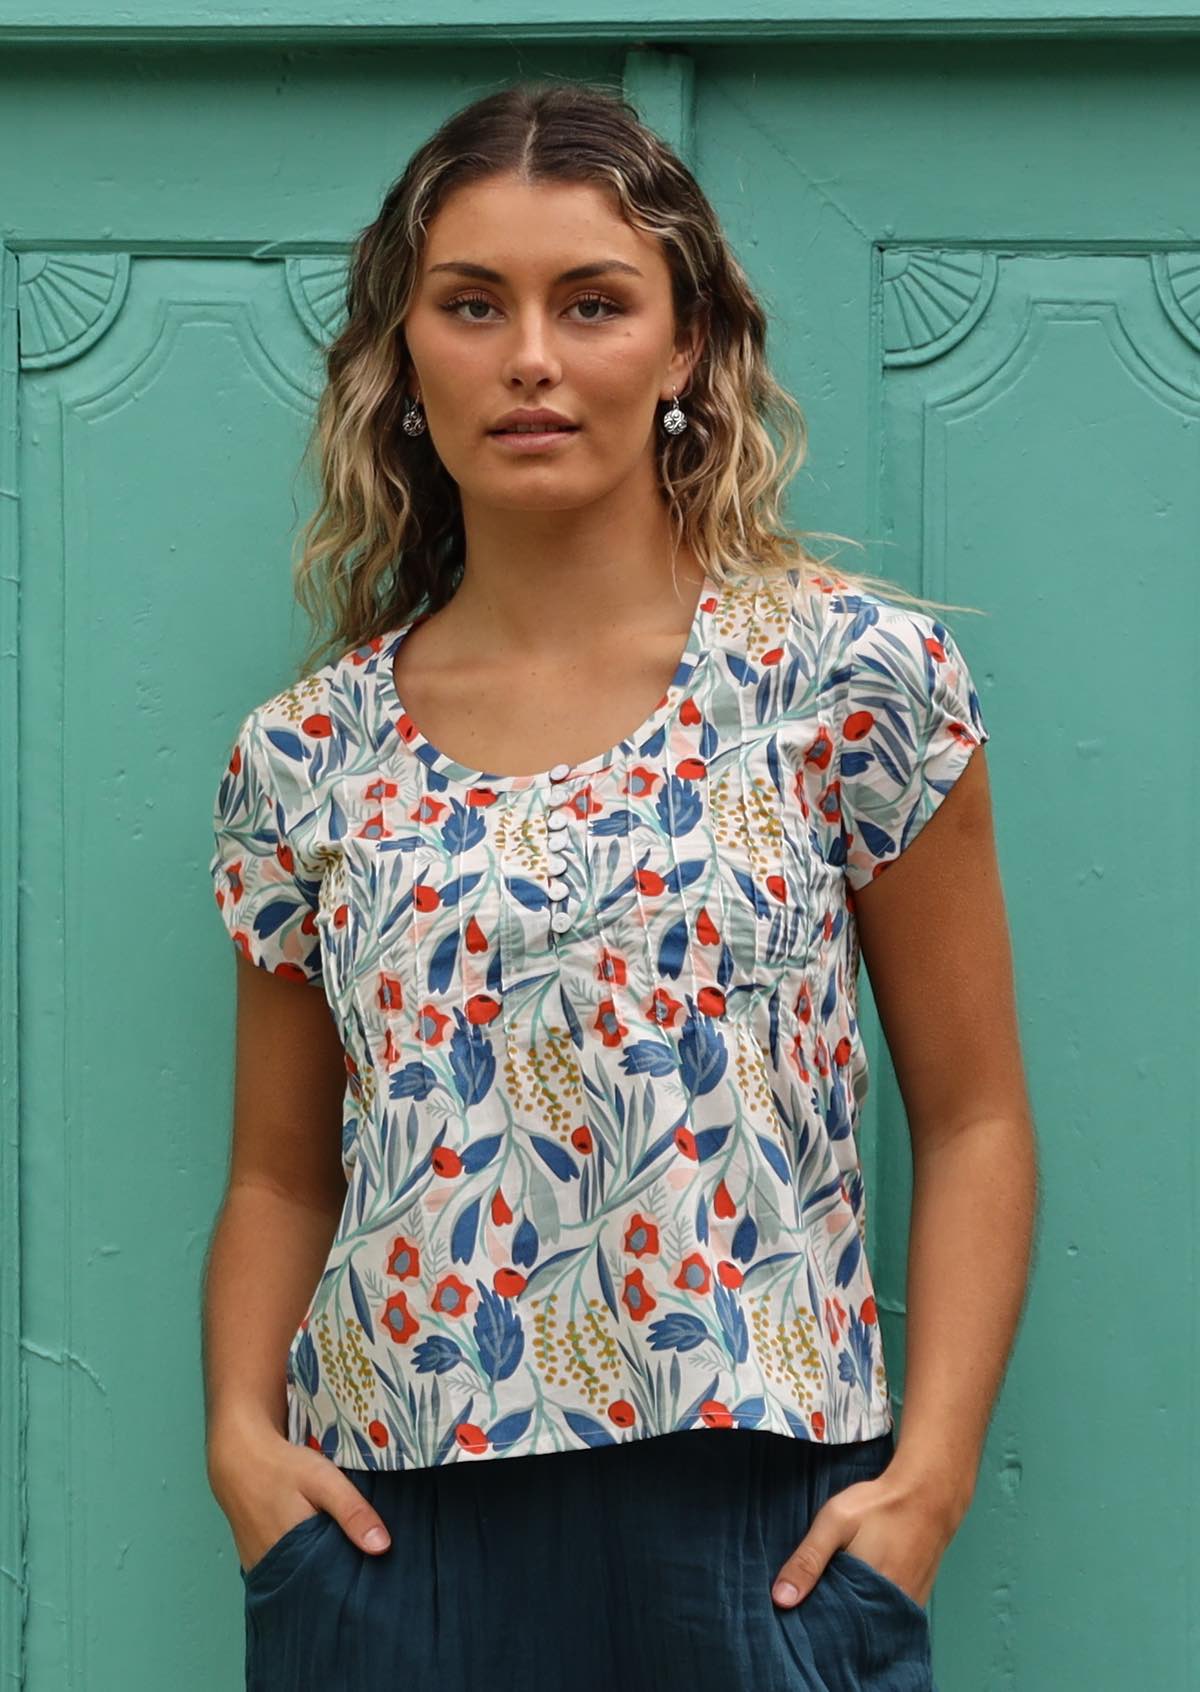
[204,79,1035,1692]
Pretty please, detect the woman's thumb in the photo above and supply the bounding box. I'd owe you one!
[331,1481,391,1554]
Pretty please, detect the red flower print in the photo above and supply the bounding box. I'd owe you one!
[593,999,628,1047]
[607,1400,637,1428]
[674,757,707,781]
[679,697,702,727]
[491,1187,513,1226]
[465,993,501,1025]
[699,1399,734,1428]
[695,986,726,1018]
[674,1126,698,1161]
[455,1422,489,1454]
[363,777,398,801]
[465,787,500,807]
[832,1036,852,1068]
[382,1027,403,1066]
[633,868,666,897]
[623,1213,659,1256]
[860,1296,878,1326]
[464,916,489,954]
[695,906,721,945]
[788,1032,811,1082]
[300,713,334,738]
[386,1234,421,1279]
[368,1419,389,1447]
[570,1125,594,1154]
[811,1411,826,1441]
[818,778,842,826]
[414,884,442,912]
[717,1260,744,1289]
[377,973,404,1013]
[432,1274,473,1317]
[417,1004,451,1044]
[333,903,350,930]
[624,765,658,799]
[923,634,947,663]
[713,1179,737,1220]
[396,711,421,747]
[843,709,874,743]
[647,986,684,1028]
[413,796,447,824]
[596,949,627,986]
[765,875,787,904]
[760,646,784,667]
[381,1289,419,1344]
[793,982,811,1024]
[674,1253,712,1295]
[430,1145,463,1178]
[569,786,602,820]
[493,1268,526,1297]
[621,1268,657,1321]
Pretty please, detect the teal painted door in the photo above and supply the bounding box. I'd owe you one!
[6,31,1196,1691]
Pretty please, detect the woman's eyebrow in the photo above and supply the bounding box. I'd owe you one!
[426,260,644,283]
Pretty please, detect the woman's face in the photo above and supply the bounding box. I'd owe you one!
[401,172,698,512]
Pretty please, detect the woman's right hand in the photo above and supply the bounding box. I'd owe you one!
[208,1420,392,1575]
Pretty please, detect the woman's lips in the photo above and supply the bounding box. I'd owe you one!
[488,427,581,451]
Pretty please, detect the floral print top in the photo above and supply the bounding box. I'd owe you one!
[208,567,990,1471]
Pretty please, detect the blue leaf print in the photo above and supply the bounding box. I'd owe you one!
[434,1399,473,1466]
[713,1280,749,1364]
[677,1374,721,1431]
[292,1328,320,1397]
[564,1409,618,1449]
[596,1241,618,1321]
[837,1306,875,1398]
[440,870,485,907]
[487,1408,534,1451]
[754,1133,791,1185]
[529,1134,579,1182]
[692,1124,732,1162]
[657,915,689,980]
[695,1190,709,1245]
[662,858,708,892]
[802,1176,843,1212]
[768,984,781,1065]
[856,815,899,863]
[766,732,784,800]
[729,866,773,918]
[782,1407,812,1439]
[507,876,551,912]
[512,1214,539,1267]
[347,1426,381,1469]
[451,1195,481,1263]
[442,800,487,855]
[252,896,303,943]
[820,965,838,1021]
[559,979,583,1047]
[620,1041,677,1077]
[473,1281,524,1382]
[428,928,460,994]
[413,1335,463,1374]
[262,725,306,766]
[717,941,735,989]
[655,776,702,836]
[629,1120,685,1180]
[733,1395,766,1429]
[647,1312,709,1352]
[834,1230,862,1288]
[327,789,350,843]
[390,1062,438,1101]
[459,1134,502,1174]
[348,1261,375,1341]
[320,1423,340,1460]
[448,1018,497,1108]
[678,1007,728,1097]
[591,809,636,836]
[731,1211,758,1262]
[724,653,758,686]
[521,1247,585,1296]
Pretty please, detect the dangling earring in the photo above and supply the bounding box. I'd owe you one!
[661,390,687,435]
[402,394,427,436]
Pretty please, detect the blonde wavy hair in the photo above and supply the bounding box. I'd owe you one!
[292,77,983,678]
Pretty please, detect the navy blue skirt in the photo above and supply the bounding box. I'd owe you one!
[240,1425,937,1691]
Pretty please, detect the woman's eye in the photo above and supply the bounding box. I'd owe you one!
[441,292,623,323]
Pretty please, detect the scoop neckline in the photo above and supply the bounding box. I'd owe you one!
[372,574,723,792]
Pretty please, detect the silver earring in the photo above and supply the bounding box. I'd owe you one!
[661,391,687,435]
[402,395,427,436]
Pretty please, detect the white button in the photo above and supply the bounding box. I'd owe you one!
[547,810,569,832]
[548,762,571,781]
[547,854,567,876]
[548,784,569,805]
[547,878,569,900]
[550,910,571,934]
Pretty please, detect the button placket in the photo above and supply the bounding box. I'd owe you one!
[546,764,574,937]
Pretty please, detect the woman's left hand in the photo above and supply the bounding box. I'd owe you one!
[770,1470,956,1610]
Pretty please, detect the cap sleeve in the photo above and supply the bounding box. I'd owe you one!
[830,597,990,892]
[208,706,324,985]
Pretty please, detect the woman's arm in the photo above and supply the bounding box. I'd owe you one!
[851,744,1038,1527]
[202,955,349,1470]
